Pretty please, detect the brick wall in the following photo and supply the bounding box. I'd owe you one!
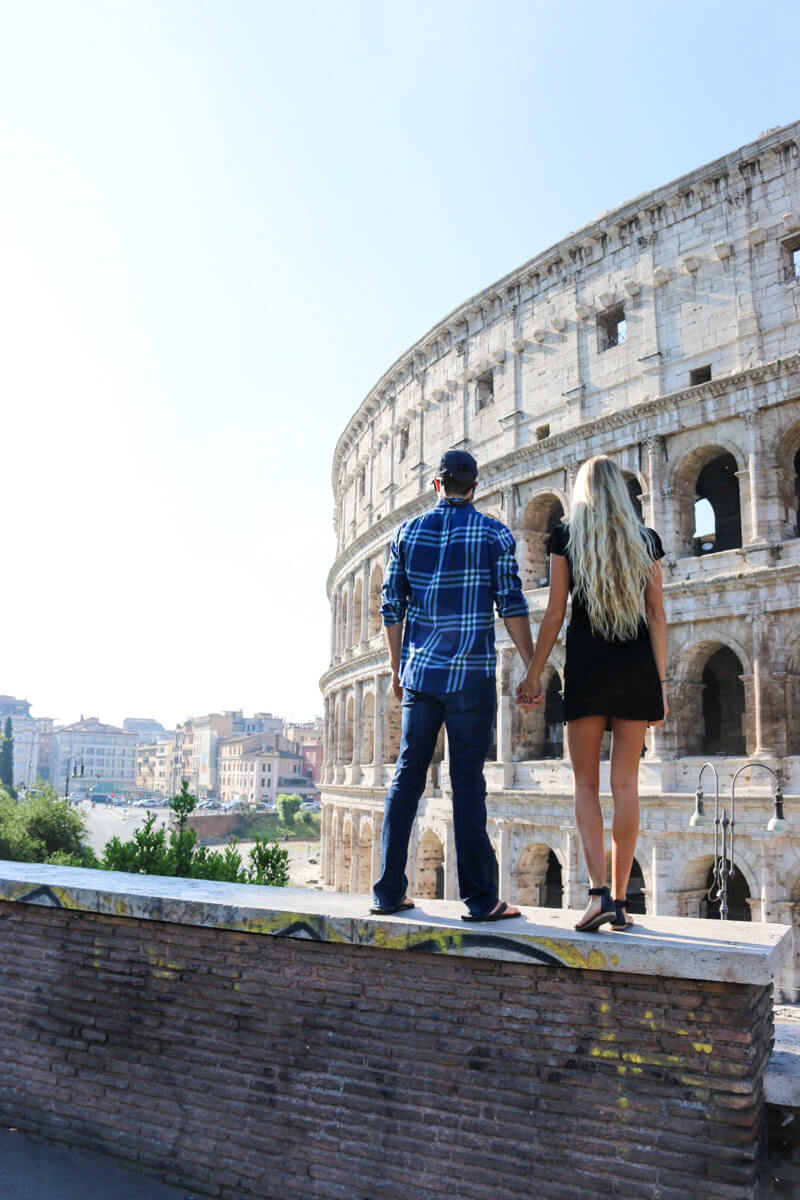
[0,901,773,1200]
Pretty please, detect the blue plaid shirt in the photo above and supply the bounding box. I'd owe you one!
[380,498,529,693]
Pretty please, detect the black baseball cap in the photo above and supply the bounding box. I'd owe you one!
[437,449,478,482]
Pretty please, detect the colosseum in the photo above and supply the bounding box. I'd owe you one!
[319,122,800,997]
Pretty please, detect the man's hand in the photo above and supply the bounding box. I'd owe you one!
[391,670,403,703]
[515,670,544,710]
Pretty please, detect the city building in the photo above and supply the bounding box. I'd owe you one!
[320,123,800,997]
[52,718,138,798]
[218,734,311,806]
[0,696,40,791]
[135,739,173,796]
[123,718,167,742]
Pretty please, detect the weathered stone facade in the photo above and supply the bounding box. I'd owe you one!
[320,122,800,996]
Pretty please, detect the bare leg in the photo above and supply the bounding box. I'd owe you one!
[609,719,647,917]
[567,716,607,926]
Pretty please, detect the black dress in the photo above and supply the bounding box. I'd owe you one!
[546,523,665,723]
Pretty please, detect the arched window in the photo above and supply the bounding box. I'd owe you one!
[702,862,751,922]
[358,821,373,893]
[673,446,743,557]
[516,845,563,908]
[416,831,445,899]
[622,472,644,522]
[694,452,742,554]
[344,697,354,762]
[520,494,566,588]
[339,589,349,651]
[702,647,745,755]
[361,693,375,764]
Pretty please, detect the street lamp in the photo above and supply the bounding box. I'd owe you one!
[690,760,786,920]
[64,755,85,802]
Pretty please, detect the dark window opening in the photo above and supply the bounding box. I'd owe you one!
[794,446,800,536]
[694,452,742,553]
[476,370,494,411]
[701,862,751,922]
[535,423,551,441]
[435,864,445,900]
[782,235,800,281]
[690,365,712,386]
[625,858,646,915]
[398,427,409,461]
[358,469,366,500]
[486,712,497,762]
[597,304,626,352]
[540,851,563,909]
[624,475,643,522]
[702,647,746,756]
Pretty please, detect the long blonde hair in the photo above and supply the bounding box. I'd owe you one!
[568,456,654,641]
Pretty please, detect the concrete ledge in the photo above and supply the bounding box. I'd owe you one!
[0,861,790,985]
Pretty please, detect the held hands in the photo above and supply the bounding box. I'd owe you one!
[515,669,544,711]
[391,670,403,702]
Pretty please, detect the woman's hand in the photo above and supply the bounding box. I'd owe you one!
[515,670,544,710]
[649,682,669,726]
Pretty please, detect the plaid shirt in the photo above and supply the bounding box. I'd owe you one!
[380,497,529,693]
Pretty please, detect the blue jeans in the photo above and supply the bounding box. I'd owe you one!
[372,676,498,918]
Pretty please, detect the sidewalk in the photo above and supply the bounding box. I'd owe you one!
[0,1127,209,1200]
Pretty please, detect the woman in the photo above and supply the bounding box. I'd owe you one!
[516,456,668,932]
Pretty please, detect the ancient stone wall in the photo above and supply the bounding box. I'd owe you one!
[321,122,800,997]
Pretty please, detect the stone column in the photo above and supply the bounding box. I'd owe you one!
[333,809,345,891]
[330,594,338,662]
[646,436,664,534]
[349,818,361,893]
[744,409,764,544]
[563,831,583,910]
[352,681,363,775]
[496,820,512,903]
[647,843,672,917]
[749,615,775,758]
[441,727,452,797]
[373,673,387,772]
[444,821,458,900]
[360,562,371,648]
[371,813,382,892]
[345,574,355,652]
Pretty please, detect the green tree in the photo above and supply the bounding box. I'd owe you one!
[276,793,302,826]
[0,783,96,866]
[0,717,16,799]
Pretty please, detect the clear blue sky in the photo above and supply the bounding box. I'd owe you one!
[1,0,797,728]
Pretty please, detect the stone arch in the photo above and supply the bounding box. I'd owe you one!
[361,691,375,764]
[671,442,744,557]
[476,490,504,523]
[352,578,363,644]
[511,664,564,760]
[604,851,649,912]
[344,695,354,763]
[515,842,563,907]
[773,419,800,539]
[672,636,750,757]
[519,491,567,589]
[416,829,445,899]
[358,817,373,893]
[676,851,756,921]
[385,694,402,764]
[368,564,383,636]
[621,470,645,522]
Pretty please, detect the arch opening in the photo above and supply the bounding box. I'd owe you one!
[622,472,644,522]
[344,697,354,763]
[694,452,742,554]
[520,494,565,589]
[358,822,373,893]
[368,565,383,637]
[361,693,375,764]
[702,861,752,922]
[702,647,746,756]
[516,844,563,908]
[352,579,363,644]
[416,830,445,899]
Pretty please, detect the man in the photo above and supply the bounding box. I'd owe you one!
[371,449,535,921]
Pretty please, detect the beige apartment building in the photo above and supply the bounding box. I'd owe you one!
[218,734,309,806]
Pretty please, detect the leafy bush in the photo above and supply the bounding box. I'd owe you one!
[0,784,96,866]
[101,781,289,886]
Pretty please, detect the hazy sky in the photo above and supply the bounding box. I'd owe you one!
[1,0,798,729]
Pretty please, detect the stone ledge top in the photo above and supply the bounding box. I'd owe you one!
[0,861,790,986]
